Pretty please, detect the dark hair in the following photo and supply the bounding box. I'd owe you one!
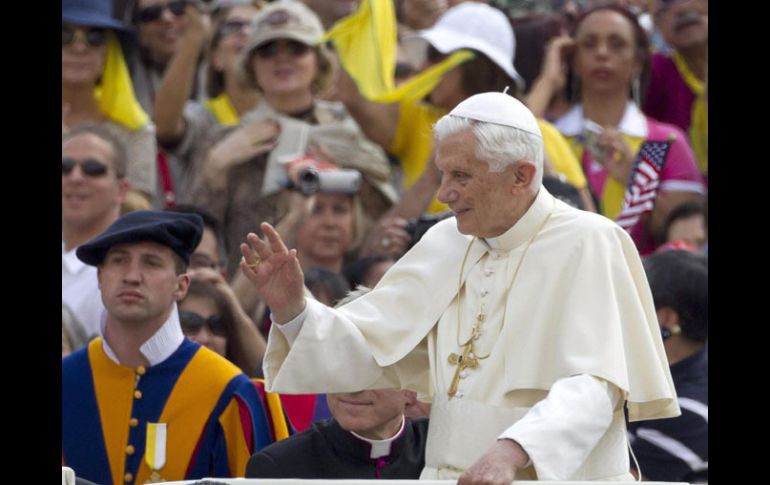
[459,51,520,98]
[643,250,708,343]
[569,3,651,103]
[165,204,227,267]
[63,123,128,178]
[509,13,566,94]
[341,255,394,289]
[182,279,237,350]
[304,266,350,307]
[662,200,706,243]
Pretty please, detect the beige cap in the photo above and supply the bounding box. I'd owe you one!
[450,92,542,138]
[245,1,324,52]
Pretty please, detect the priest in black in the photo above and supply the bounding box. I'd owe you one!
[246,389,429,479]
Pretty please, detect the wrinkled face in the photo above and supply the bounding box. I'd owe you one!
[436,130,518,238]
[666,214,706,250]
[295,193,354,264]
[62,23,108,86]
[211,5,262,78]
[573,10,641,95]
[62,133,127,230]
[327,389,408,440]
[179,294,227,356]
[136,0,188,64]
[98,242,188,327]
[655,0,708,50]
[252,38,318,99]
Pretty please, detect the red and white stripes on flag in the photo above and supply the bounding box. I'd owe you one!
[615,141,672,231]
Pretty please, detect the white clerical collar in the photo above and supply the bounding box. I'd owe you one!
[485,187,554,253]
[350,415,406,459]
[554,101,647,138]
[99,302,185,366]
[62,241,88,275]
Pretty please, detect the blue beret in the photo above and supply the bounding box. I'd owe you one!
[76,210,204,266]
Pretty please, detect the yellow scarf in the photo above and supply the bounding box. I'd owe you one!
[672,51,708,176]
[324,0,475,104]
[323,0,396,100]
[94,33,149,131]
[204,94,240,126]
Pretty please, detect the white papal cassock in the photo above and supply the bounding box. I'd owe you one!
[263,187,679,481]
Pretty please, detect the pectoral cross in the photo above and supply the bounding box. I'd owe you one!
[447,314,484,399]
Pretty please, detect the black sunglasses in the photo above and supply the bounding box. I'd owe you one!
[255,39,311,59]
[62,26,108,48]
[62,158,110,177]
[179,311,227,337]
[137,0,188,24]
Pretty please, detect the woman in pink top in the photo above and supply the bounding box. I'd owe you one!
[552,5,705,254]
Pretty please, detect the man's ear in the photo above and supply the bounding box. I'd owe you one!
[510,160,537,193]
[174,273,191,302]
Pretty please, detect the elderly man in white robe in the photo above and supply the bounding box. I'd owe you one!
[239,92,680,484]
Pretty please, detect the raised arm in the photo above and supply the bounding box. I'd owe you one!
[239,222,306,324]
[153,4,211,143]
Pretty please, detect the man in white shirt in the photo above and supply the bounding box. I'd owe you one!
[239,92,679,483]
[62,124,130,341]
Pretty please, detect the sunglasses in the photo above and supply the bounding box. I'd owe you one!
[62,158,110,177]
[179,311,227,337]
[219,19,251,37]
[255,39,311,59]
[62,26,108,48]
[137,0,188,24]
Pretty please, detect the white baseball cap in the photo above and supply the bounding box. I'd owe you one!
[450,92,542,138]
[403,2,525,92]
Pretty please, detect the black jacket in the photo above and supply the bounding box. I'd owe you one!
[246,417,429,479]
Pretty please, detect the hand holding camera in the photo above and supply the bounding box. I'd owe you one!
[285,155,362,195]
[583,121,634,186]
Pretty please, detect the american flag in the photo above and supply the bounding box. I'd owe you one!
[615,141,671,231]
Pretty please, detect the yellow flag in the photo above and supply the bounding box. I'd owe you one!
[205,94,240,126]
[95,33,149,131]
[323,0,397,99]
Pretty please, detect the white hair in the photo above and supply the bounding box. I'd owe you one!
[434,115,543,191]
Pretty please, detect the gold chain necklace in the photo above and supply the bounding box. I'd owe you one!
[447,197,555,399]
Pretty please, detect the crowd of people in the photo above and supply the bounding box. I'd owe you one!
[62,0,708,483]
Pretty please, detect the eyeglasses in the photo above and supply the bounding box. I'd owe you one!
[255,39,311,59]
[179,311,227,337]
[62,158,111,177]
[219,19,251,37]
[62,26,108,48]
[137,0,188,24]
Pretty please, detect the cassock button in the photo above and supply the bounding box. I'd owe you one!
[484,268,493,277]
[456,391,464,398]
[126,444,135,455]
[480,289,489,297]
[460,370,469,379]
[124,472,133,482]
[129,418,139,428]
[136,366,146,376]
[134,390,142,399]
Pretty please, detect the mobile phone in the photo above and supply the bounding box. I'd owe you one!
[582,119,609,160]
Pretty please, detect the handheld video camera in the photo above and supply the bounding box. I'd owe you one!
[296,167,362,195]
